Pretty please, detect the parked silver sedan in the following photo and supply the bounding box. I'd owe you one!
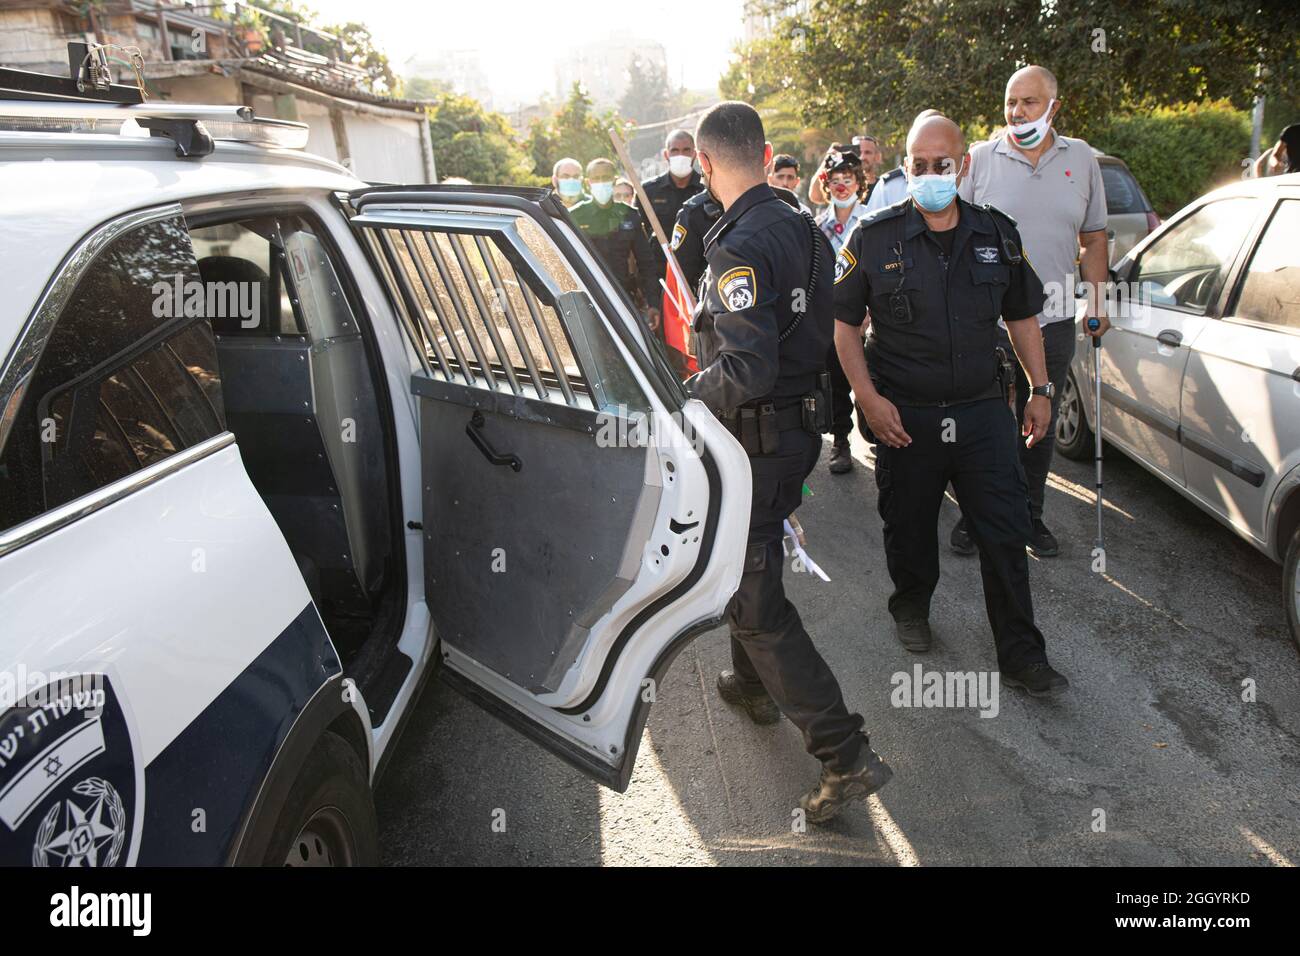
[1057,173,1300,646]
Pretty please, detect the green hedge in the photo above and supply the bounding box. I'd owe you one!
[1090,101,1251,218]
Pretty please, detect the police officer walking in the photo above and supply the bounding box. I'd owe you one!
[832,114,1069,696]
[687,102,893,821]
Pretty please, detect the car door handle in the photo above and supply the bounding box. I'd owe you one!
[466,410,522,472]
[1157,329,1183,348]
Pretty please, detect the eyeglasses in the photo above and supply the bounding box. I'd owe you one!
[906,158,959,176]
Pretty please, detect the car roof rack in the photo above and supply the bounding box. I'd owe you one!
[0,42,145,105]
[0,41,308,157]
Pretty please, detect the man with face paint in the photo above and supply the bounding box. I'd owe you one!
[833,113,1069,698]
[688,101,893,822]
[569,157,662,328]
[952,65,1110,559]
[552,157,585,208]
[814,144,872,473]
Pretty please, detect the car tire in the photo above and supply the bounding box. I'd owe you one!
[264,731,378,867]
[1284,524,1300,653]
[1056,369,1094,462]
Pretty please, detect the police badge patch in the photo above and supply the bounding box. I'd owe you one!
[0,672,143,866]
[975,246,999,264]
[834,248,857,285]
[718,266,756,311]
[670,223,686,251]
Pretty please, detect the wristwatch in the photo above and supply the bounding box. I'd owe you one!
[1030,383,1055,399]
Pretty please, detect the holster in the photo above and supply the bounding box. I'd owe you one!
[720,400,808,454]
[803,372,832,434]
[995,346,1016,407]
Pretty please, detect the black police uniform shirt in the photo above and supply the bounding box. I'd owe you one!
[671,185,804,298]
[568,196,660,308]
[685,183,834,414]
[640,169,706,266]
[831,197,1045,405]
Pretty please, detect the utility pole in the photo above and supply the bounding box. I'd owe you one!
[1250,94,1265,159]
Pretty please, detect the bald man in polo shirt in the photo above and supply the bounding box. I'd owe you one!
[954,65,1110,559]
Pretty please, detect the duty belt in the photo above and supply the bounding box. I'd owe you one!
[890,381,1002,408]
[717,400,808,454]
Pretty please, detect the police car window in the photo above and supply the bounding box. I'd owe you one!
[1132,198,1257,312]
[1231,199,1300,330]
[0,214,226,532]
[361,212,649,414]
[189,221,303,336]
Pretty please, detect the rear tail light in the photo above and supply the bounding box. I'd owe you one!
[1146,212,1161,232]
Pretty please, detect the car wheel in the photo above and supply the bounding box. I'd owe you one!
[1284,524,1300,654]
[265,731,378,867]
[1056,370,1093,462]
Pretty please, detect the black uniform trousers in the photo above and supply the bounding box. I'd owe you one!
[825,344,854,441]
[728,424,865,772]
[874,397,1047,671]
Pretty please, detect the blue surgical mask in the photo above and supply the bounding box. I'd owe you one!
[832,194,858,209]
[590,182,614,204]
[908,173,958,212]
[557,178,582,199]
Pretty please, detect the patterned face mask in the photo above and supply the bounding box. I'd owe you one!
[1009,98,1056,148]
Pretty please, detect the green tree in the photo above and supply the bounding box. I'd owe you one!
[1092,100,1251,215]
[737,0,1300,143]
[525,83,628,179]
[620,55,672,125]
[321,21,399,95]
[404,76,452,101]
[242,1,399,96]
[425,92,541,185]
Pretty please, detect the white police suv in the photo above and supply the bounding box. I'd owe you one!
[0,64,749,866]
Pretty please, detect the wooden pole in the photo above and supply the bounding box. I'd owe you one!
[608,125,696,316]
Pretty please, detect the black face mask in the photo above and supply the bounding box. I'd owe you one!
[699,156,720,204]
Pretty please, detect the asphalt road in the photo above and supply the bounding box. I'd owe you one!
[375,428,1300,866]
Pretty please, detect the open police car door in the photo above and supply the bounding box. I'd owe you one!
[346,185,749,791]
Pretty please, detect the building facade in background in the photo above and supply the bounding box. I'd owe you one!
[0,0,435,183]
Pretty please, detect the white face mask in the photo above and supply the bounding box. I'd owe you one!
[668,155,695,178]
[1009,98,1056,148]
[590,181,614,204]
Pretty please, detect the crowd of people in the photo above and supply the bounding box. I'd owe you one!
[444,62,1294,821]
[549,65,1111,563]
[544,64,1117,817]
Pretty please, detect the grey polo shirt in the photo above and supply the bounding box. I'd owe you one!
[958,133,1107,324]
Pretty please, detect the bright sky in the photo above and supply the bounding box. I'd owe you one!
[303,0,748,109]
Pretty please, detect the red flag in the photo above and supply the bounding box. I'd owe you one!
[661,263,698,375]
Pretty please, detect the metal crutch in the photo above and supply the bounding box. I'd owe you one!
[1087,317,1104,552]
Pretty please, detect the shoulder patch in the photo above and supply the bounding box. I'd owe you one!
[717,265,757,311]
[882,167,904,181]
[834,247,857,285]
[670,222,687,250]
